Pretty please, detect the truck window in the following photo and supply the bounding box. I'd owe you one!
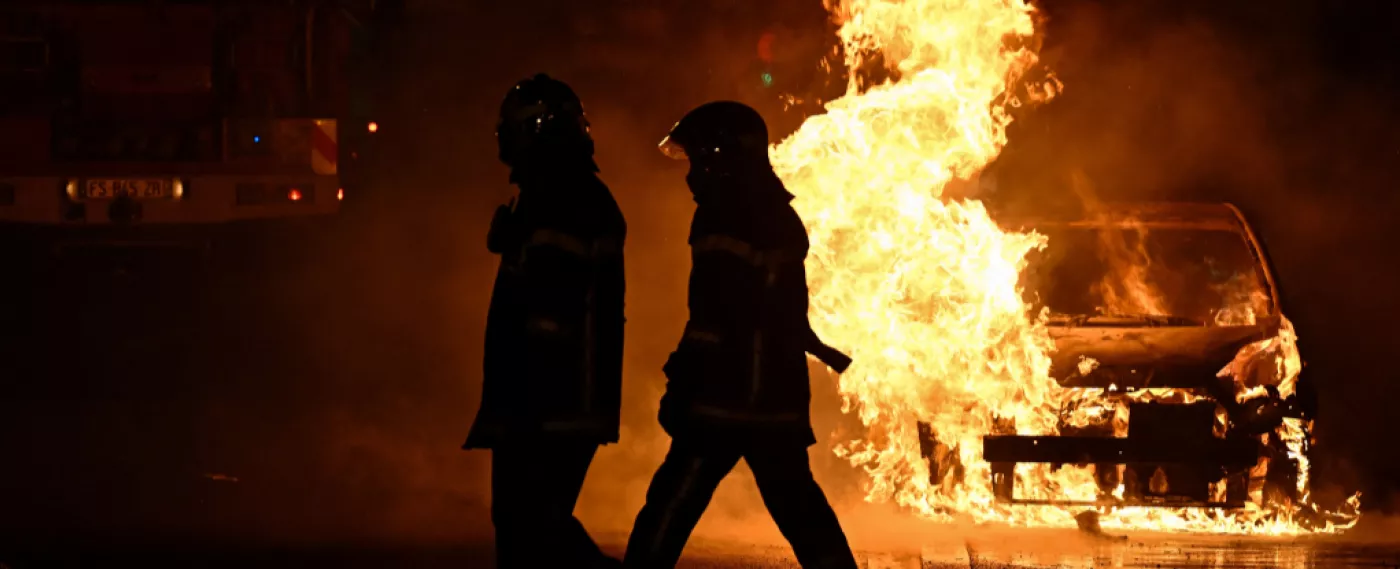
[0,4,51,117]
[307,5,352,118]
[225,5,305,117]
[0,39,50,116]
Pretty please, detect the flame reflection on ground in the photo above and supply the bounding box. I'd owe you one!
[670,534,1400,569]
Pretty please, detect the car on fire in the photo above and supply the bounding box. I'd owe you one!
[917,202,1340,523]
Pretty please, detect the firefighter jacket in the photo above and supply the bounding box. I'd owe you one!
[464,171,626,448]
[658,171,817,447]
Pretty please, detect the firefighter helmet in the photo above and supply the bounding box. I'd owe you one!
[659,101,770,174]
[496,73,594,169]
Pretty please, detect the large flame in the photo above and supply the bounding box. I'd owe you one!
[769,0,1358,533]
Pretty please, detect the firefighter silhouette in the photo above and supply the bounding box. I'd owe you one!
[463,73,626,569]
[622,101,858,569]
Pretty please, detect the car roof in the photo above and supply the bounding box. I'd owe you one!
[993,201,1246,232]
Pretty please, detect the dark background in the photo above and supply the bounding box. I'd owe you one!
[1,0,1399,554]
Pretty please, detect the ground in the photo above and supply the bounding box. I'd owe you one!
[0,201,1397,569]
[2,535,1400,568]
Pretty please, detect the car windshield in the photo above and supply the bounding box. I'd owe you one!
[1020,225,1273,326]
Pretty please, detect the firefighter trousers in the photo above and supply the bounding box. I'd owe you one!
[622,438,858,569]
[491,440,619,568]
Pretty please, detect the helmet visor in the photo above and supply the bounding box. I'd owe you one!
[658,134,688,161]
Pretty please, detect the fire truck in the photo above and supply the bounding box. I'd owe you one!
[0,0,395,252]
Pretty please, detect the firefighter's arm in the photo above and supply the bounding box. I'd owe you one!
[486,198,519,254]
[592,229,628,345]
[790,249,852,373]
[662,241,711,384]
[805,328,852,374]
[514,225,595,336]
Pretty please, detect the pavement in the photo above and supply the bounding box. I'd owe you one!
[2,531,1399,569]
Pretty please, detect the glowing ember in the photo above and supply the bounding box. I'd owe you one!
[770,0,1358,534]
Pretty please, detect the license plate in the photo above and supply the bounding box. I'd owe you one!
[85,179,169,200]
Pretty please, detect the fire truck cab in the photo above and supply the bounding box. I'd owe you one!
[0,0,391,251]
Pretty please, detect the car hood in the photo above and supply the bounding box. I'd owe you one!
[1047,321,1279,389]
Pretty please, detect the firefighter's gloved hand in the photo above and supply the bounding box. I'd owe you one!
[487,199,517,254]
[824,351,853,374]
[807,342,852,374]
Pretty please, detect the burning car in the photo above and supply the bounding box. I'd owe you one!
[912,202,1334,521]
[761,0,1357,532]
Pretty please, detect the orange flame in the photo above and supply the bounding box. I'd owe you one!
[770,0,1357,534]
